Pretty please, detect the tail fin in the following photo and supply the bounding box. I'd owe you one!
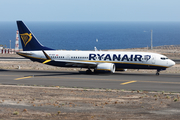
[16,21,54,51]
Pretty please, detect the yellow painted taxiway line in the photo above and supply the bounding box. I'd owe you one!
[121,81,137,85]
[14,76,33,80]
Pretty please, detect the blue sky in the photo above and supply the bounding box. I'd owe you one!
[0,0,179,22]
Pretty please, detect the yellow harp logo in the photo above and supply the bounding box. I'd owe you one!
[20,33,32,47]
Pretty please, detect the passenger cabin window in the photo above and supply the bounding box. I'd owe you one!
[71,56,88,59]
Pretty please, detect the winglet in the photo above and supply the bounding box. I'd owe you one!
[43,60,51,64]
[42,50,52,64]
[42,50,51,60]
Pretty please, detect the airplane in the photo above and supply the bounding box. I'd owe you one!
[16,21,175,75]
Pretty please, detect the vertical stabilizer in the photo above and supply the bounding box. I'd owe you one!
[16,21,54,51]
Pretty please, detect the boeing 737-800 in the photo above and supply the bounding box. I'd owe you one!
[16,21,175,75]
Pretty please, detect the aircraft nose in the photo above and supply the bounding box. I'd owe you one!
[169,60,175,67]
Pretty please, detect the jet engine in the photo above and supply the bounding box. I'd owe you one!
[95,63,115,73]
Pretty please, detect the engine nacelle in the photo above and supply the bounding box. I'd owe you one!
[95,63,115,73]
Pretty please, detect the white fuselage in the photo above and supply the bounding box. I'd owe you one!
[18,50,175,71]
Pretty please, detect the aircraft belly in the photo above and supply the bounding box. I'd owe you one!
[115,63,166,70]
[43,61,167,69]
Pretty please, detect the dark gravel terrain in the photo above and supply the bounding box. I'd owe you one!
[0,85,180,120]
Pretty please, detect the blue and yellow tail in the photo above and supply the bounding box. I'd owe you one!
[17,21,54,51]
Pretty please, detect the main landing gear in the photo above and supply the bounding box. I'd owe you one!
[86,68,92,74]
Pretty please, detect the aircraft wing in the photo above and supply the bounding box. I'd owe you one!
[46,59,98,67]
[58,60,97,67]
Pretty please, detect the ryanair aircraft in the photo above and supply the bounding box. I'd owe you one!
[16,21,175,75]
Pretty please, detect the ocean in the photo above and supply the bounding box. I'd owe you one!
[0,21,180,50]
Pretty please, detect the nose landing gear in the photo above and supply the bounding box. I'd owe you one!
[156,68,166,76]
[156,69,161,76]
[156,71,160,75]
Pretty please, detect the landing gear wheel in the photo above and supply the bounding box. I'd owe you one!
[86,69,92,74]
[156,70,160,76]
[156,72,159,76]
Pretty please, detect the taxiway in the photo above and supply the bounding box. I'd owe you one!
[0,69,179,92]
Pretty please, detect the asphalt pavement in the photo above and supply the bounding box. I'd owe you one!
[0,69,180,92]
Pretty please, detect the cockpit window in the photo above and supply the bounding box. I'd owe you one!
[161,57,168,60]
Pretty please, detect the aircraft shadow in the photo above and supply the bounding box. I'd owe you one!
[2,69,166,77]
[0,69,10,72]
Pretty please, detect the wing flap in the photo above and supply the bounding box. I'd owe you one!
[55,60,97,67]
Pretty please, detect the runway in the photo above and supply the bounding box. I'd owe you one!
[0,69,180,92]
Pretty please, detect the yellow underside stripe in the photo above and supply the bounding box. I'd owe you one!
[82,60,168,68]
[96,69,111,71]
